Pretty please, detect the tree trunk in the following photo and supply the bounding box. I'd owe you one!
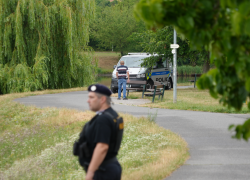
[203,51,210,73]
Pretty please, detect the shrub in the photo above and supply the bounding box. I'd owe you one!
[177,66,202,76]
[177,66,183,76]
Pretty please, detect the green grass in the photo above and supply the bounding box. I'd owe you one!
[127,94,139,99]
[94,51,121,57]
[0,90,189,180]
[95,51,120,72]
[126,89,250,114]
[95,77,112,87]
[97,67,113,74]
[177,82,193,86]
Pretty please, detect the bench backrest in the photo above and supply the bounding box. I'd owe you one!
[153,81,166,88]
[127,81,147,85]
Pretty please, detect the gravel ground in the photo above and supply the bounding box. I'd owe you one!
[111,97,151,106]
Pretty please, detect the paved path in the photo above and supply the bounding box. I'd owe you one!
[14,91,250,180]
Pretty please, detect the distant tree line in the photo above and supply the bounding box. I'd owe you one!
[89,0,146,55]
[90,0,210,71]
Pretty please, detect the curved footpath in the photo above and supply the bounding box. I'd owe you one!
[15,91,250,180]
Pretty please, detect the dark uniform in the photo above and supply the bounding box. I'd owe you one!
[73,84,123,180]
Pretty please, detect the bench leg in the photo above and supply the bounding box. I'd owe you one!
[161,85,166,100]
[152,86,157,103]
[127,90,129,97]
[142,85,145,98]
[194,74,196,88]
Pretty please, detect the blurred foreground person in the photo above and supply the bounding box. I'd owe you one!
[73,84,124,180]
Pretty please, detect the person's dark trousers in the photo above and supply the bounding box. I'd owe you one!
[118,78,127,99]
[93,161,122,180]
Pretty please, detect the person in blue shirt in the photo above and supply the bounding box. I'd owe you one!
[116,61,130,100]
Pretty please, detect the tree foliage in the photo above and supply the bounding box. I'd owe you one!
[89,0,146,54]
[131,26,192,66]
[130,26,210,72]
[135,0,250,140]
[0,0,96,94]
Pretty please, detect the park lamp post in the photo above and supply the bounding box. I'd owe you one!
[170,29,179,103]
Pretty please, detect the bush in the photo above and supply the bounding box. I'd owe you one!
[194,66,202,74]
[97,68,113,74]
[177,66,202,76]
[186,66,192,76]
[177,66,184,76]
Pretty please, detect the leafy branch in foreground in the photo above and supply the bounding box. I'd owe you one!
[0,0,97,94]
[130,26,211,72]
[135,0,250,140]
[229,119,250,141]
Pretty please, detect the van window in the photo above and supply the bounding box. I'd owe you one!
[155,58,166,68]
[118,56,148,68]
[163,59,167,68]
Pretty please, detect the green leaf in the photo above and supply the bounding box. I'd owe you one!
[177,17,186,28]
[186,17,194,28]
[235,125,242,139]
[220,0,227,9]
[232,11,242,35]
[244,20,250,36]
[209,89,218,99]
[228,124,235,130]
[151,2,163,22]
[245,78,250,92]
[242,119,250,141]
[141,4,153,21]
[239,2,250,16]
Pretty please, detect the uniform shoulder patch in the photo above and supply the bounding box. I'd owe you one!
[119,122,124,130]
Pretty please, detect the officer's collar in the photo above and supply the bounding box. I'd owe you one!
[96,110,105,115]
[96,107,111,115]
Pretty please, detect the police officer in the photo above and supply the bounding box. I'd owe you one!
[73,84,123,180]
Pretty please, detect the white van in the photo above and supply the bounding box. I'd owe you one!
[110,53,173,93]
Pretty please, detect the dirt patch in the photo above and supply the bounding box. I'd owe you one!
[96,56,120,69]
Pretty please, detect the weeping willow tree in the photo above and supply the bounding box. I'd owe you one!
[0,0,96,94]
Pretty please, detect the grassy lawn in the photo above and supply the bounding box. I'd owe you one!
[94,51,120,73]
[123,88,250,114]
[0,89,189,180]
[97,68,114,74]
[177,82,194,86]
[94,51,121,57]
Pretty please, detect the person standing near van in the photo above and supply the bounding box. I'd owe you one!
[116,61,130,100]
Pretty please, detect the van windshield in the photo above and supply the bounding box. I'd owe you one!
[118,56,148,68]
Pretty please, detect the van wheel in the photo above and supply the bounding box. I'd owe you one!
[146,80,154,90]
[165,80,172,90]
[111,87,117,93]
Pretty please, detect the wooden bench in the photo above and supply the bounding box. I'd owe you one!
[189,74,200,88]
[144,81,166,103]
[126,80,147,98]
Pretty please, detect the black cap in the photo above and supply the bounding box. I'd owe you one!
[88,84,112,96]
